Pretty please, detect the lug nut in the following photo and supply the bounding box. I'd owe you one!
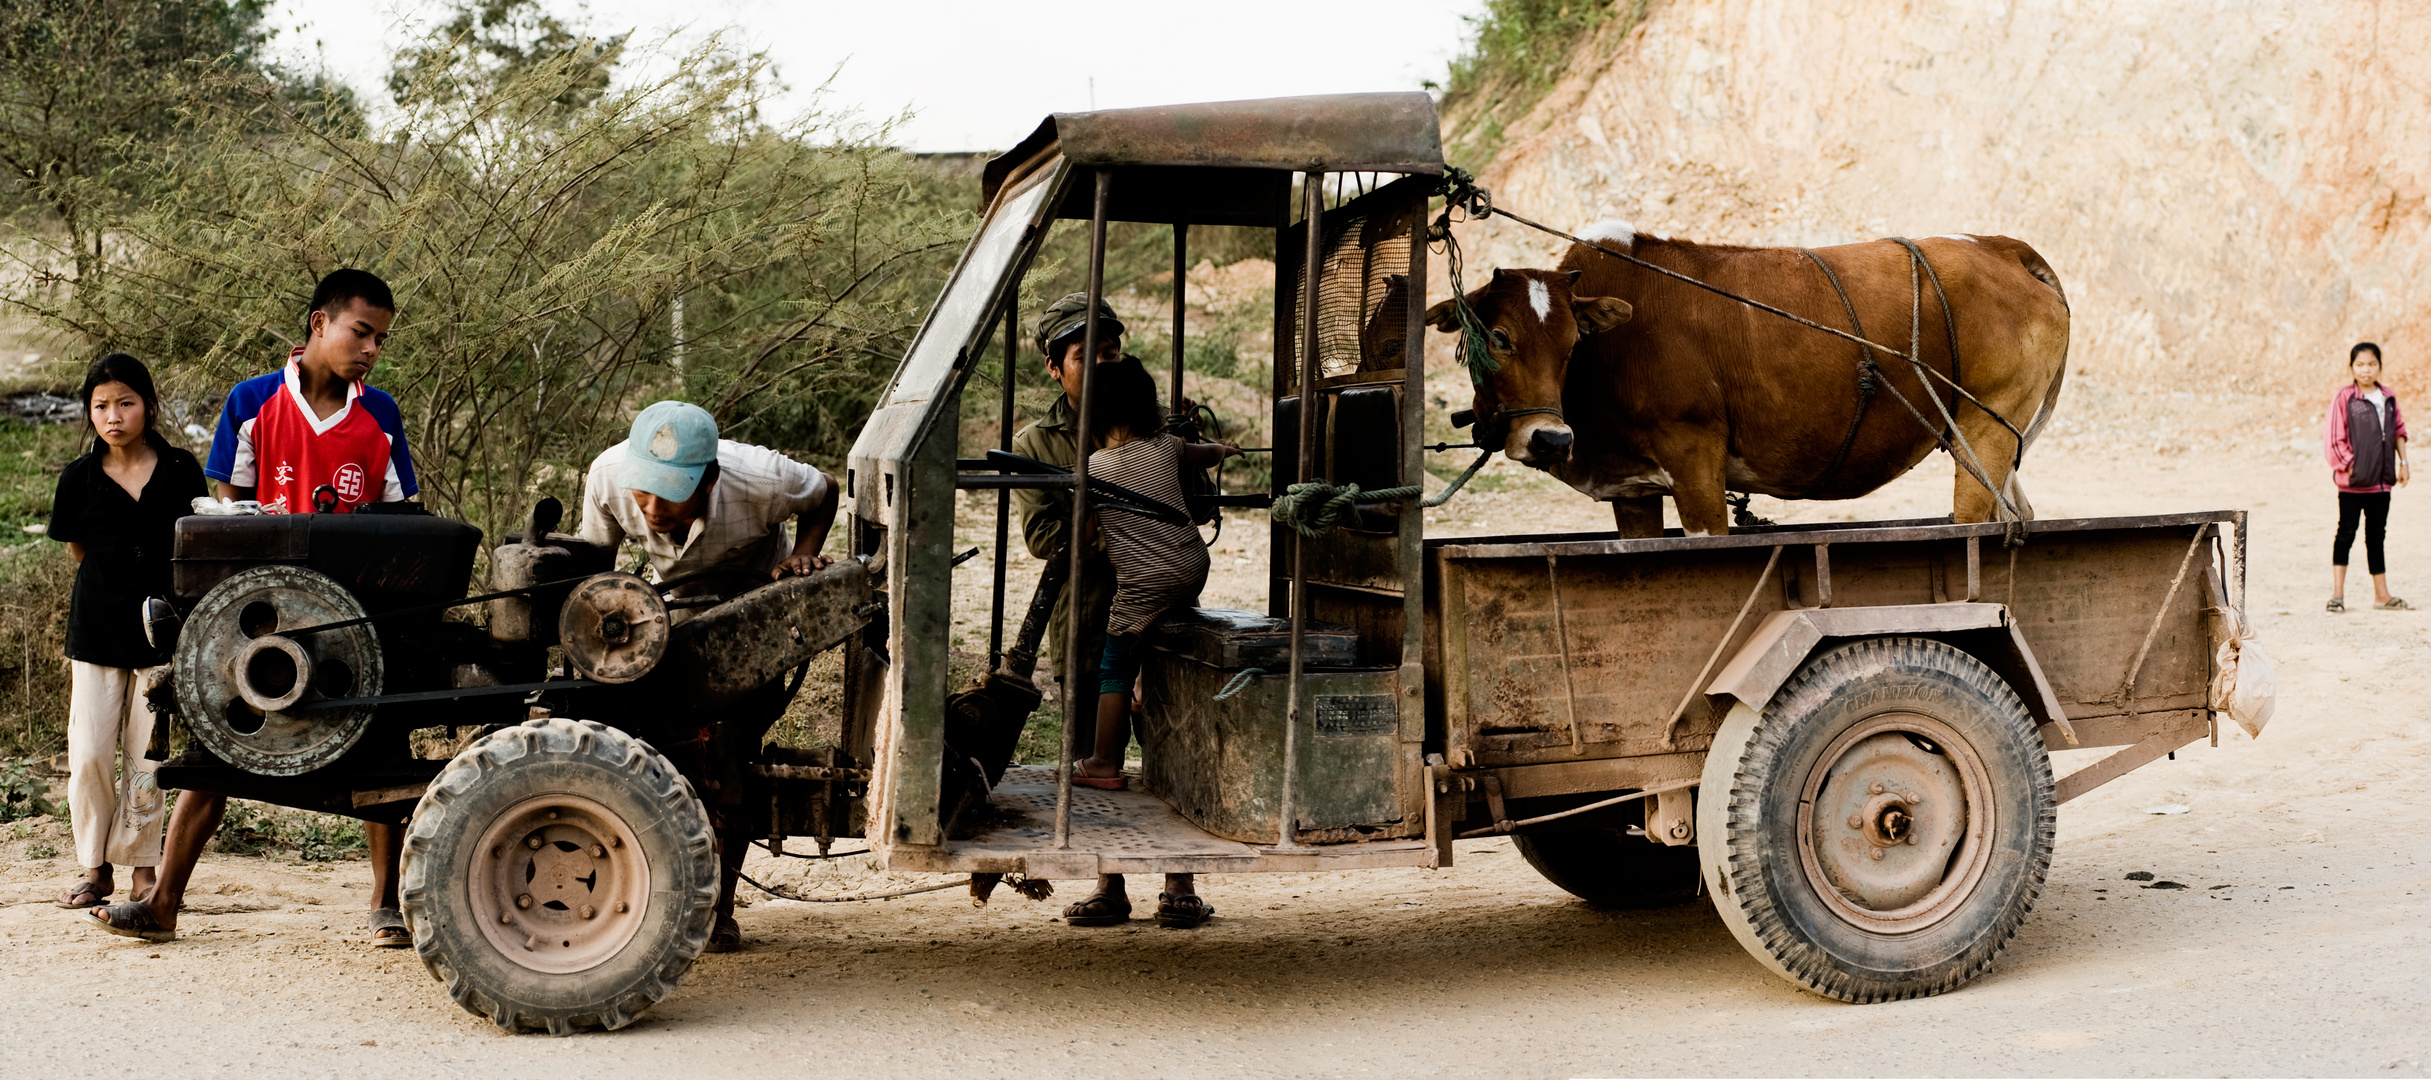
[1847,814,1864,830]
[591,844,606,858]
[516,894,534,910]
[500,913,513,925]
[1869,782,1884,795]
[1869,848,1885,861]
[490,845,502,859]
[527,836,543,850]
[579,905,596,920]
[547,810,559,820]
[613,901,628,913]
[609,836,622,849]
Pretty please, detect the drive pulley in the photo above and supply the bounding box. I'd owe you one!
[173,565,385,777]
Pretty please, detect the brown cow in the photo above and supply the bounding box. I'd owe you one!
[1426,226,2069,536]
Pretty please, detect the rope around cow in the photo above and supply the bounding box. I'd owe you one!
[1430,169,2034,537]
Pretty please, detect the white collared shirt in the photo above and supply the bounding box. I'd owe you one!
[577,439,831,589]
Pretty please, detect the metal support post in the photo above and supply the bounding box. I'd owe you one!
[1279,173,1323,849]
[1055,169,1112,850]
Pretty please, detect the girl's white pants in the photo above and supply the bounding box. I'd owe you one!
[65,661,167,869]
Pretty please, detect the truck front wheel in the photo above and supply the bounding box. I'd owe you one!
[401,718,719,1033]
[1697,637,2054,1002]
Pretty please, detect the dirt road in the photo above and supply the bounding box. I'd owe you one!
[4,433,2428,1078]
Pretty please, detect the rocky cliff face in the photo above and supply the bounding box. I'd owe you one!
[1445,0,2431,446]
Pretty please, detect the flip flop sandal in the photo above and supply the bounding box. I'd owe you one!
[2379,597,2413,610]
[89,901,174,943]
[1070,760,1128,791]
[2326,598,2347,612]
[55,880,106,910]
[1155,892,1215,930]
[706,915,742,953]
[1061,891,1132,927]
[370,908,412,948]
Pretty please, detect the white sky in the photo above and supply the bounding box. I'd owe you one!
[264,0,1483,152]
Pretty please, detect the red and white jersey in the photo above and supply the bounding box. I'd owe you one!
[226,350,406,514]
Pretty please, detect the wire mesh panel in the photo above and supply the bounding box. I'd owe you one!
[1279,175,1429,381]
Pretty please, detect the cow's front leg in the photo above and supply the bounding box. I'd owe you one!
[1660,441,1732,537]
[1609,496,1664,539]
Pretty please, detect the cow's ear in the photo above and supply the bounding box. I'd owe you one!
[1489,267,1511,283]
[1573,295,1633,334]
[1424,298,1464,332]
[1565,270,1583,287]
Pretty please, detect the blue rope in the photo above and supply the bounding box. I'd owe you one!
[1212,667,1268,701]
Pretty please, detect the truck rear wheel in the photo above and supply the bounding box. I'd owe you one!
[1697,637,2053,1002]
[1515,828,1703,909]
[401,718,718,1033]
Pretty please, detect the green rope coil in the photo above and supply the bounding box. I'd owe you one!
[1272,481,1422,537]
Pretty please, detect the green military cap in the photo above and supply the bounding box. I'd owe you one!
[1033,292,1125,358]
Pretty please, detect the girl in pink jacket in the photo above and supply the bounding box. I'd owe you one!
[2323,341,2409,611]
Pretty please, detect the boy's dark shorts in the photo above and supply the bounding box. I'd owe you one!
[1097,633,1145,697]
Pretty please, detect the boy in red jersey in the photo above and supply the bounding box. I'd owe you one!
[203,269,417,510]
[91,270,421,946]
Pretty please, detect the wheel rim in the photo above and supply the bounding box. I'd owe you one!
[1795,711,1994,934]
[467,794,651,974]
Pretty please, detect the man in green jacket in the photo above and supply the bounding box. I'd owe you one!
[1010,293,1123,711]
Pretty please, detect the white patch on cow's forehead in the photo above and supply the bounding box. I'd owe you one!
[1577,219,1635,249]
[1525,279,1552,322]
[1930,233,1977,243]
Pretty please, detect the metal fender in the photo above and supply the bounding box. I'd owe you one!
[1702,603,2078,745]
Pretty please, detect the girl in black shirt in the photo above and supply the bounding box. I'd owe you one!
[47,354,205,910]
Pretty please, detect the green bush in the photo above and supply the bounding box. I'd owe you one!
[0,754,53,821]
[1438,0,1647,167]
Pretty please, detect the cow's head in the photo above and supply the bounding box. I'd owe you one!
[1425,268,1633,465]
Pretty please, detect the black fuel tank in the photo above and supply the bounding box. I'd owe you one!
[173,511,483,609]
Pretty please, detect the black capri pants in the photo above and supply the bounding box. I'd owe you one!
[2334,490,2392,575]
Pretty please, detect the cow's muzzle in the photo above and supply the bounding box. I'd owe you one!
[1501,408,1573,465]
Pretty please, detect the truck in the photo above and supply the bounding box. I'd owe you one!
[154,91,2260,1031]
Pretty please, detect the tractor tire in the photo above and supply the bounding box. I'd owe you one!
[401,717,718,1034]
[1697,637,2054,1003]
[1515,828,1703,909]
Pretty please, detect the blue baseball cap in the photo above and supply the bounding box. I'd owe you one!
[621,401,719,502]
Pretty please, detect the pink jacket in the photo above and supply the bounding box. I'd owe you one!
[2323,382,2408,493]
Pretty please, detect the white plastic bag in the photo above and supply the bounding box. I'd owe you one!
[190,496,262,516]
[2210,615,2275,738]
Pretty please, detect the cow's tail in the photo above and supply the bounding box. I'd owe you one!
[2003,245,2070,519]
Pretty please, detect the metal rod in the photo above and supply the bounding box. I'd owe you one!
[954,474,1078,490]
[990,307,1015,669]
[1269,182,1294,619]
[1399,185,1428,788]
[2113,525,2211,722]
[1279,172,1323,850]
[1546,555,1585,755]
[293,678,604,711]
[1457,780,1696,839]
[1662,546,1785,748]
[1055,169,1112,851]
[1171,222,1188,419]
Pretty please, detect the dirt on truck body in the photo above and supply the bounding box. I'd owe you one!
[148,92,2266,1031]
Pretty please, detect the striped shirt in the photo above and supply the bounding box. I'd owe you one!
[1091,433,1208,636]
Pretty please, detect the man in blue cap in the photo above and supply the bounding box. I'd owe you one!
[578,400,838,950]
